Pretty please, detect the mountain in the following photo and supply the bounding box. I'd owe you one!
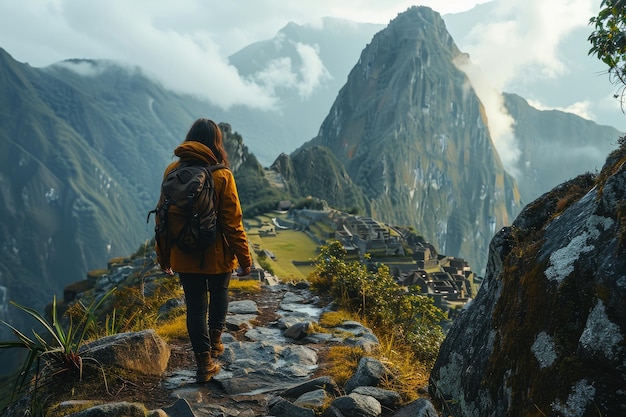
[0,51,151,314]
[430,140,626,417]
[290,6,522,274]
[444,0,626,133]
[0,50,236,318]
[225,7,624,202]
[271,146,369,214]
[504,92,620,202]
[227,18,384,165]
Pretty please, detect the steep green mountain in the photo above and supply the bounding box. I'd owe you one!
[293,7,522,274]
[503,92,620,202]
[0,51,149,313]
[0,49,274,318]
[271,146,369,214]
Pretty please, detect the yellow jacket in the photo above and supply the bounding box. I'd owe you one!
[155,141,252,274]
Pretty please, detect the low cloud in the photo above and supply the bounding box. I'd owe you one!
[452,0,596,177]
[0,0,494,113]
[455,54,521,179]
[294,43,333,99]
[527,99,595,121]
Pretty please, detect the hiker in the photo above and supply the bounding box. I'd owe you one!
[155,118,252,383]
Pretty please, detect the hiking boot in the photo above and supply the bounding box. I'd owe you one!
[194,351,220,383]
[210,329,225,357]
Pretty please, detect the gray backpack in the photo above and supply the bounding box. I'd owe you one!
[148,161,227,253]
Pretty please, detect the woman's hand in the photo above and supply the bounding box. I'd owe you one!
[162,266,174,276]
[237,266,251,277]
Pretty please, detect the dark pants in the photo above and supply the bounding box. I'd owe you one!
[179,272,230,354]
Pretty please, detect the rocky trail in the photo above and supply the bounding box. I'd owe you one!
[9,280,438,417]
[129,281,429,417]
[156,282,315,416]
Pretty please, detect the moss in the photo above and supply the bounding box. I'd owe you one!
[486,211,601,415]
[107,257,131,268]
[86,269,107,280]
[594,140,626,198]
[616,201,626,250]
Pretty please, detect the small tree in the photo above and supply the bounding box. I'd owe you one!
[589,0,626,106]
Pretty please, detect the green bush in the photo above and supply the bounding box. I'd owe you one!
[310,241,447,363]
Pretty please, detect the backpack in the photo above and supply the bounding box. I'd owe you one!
[148,161,227,254]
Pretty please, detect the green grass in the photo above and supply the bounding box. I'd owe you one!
[247,219,319,280]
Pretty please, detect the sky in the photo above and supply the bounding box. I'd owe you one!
[0,0,615,173]
[0,0,493,110]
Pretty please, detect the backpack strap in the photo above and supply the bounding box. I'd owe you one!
[199,163,228,269]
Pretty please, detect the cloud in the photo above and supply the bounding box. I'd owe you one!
[527,99,595,121]
[451,0,596,177]
[58,0,279,110]
[455,54,521,179]
[0,0,491,112]
[53,60,111,77]
[294,43,333,98]
[460,0,595,90]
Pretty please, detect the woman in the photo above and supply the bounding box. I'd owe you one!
[156,118,252,383]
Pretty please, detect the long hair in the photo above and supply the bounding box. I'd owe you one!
[184,118,229,166]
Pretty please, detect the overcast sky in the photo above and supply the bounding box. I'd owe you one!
[0,1,491,66]
[0,0,615,165]
[0,0,604,107]
[0,0,501,108]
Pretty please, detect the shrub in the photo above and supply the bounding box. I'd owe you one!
[310,241,447,364]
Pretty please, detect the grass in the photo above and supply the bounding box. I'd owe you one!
[247,224,319,280]
[155,315,187,341]
[315,310,430,402]
[229,279,262,293]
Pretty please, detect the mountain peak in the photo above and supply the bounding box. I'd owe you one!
[298,6,521,273]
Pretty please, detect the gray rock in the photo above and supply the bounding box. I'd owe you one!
[343,332,380,353]
[80,329,170,376]
[351,386,401,409]
[226,313,257,330]
[278,311,315,329]
[160,398,196,417]
[244,326,285,342]
[331,393,381,417]
[285,321,311,340]
[67,401,147,417]
[293,388,330,409]
[158,297,185,318]
[212,341,318,395]
[389,398,438,417]
[321,406,346,417]
[430,165,626,416]
[228,299,260,314]
[268,397,315,417]
[344,357,389,393]
[282,376,342,399]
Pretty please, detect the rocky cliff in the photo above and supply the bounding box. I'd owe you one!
[297,6,522,274]
[429,140,626,416]
[271,146,369,214]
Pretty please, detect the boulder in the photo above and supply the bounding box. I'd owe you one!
[430,148,626,416]
[80,329,170,376]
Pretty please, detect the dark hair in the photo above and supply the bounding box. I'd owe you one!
[184,118,229,165]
